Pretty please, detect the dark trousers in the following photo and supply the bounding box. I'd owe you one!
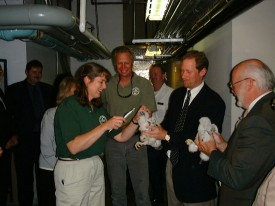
[38,168,56,206]
[0,150,12,206]
[14,133,41,206]
[147,146,166,203]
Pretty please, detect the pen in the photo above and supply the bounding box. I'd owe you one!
[109,108,135,132]
[123,107,135,119]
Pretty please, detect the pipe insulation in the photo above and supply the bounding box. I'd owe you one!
[0,4,111,60]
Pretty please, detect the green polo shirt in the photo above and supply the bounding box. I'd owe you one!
[101,73,157,122]
[54,95,120,159]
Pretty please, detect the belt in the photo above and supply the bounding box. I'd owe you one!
[58,157,79,161]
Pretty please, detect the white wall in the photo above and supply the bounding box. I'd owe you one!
[70,3,124,75]
[192,0,275,139]
[0,40,27,85]
[0,39,58,86]
[231,0,275,128]
[193,23,233,139]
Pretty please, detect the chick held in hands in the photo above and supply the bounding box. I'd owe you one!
[185,117,218,161]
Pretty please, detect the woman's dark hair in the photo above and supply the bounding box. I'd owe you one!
[75,62,111,107]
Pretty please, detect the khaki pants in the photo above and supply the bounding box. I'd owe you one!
[54,156,105,206]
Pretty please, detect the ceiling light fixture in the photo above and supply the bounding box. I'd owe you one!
[145,45,161,57]
[132,38,184,44]
[145,0,169,21]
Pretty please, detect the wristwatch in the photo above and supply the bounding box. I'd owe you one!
[131,119,139,125]
[164,133,170,142]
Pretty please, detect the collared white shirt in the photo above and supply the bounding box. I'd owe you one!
[182,81,204,108]
[167,81,205,158]
[153,83,173,124]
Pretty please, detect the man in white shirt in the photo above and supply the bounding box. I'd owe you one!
[148,64,173,205]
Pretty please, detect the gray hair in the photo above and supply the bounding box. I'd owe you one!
[241,59,275,91]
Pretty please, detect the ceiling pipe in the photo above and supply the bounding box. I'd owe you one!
[0,30,38,41]
[79,0,87,33]
[0,4,111,60]
[33,34,92,61]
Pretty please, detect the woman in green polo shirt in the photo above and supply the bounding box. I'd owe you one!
[54,62,142,206]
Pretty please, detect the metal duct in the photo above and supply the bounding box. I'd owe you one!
[0,4,111,61]
[0,30,38,41]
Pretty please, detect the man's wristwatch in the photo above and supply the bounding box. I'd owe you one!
[164,133,170,142]
[132,119,138,125]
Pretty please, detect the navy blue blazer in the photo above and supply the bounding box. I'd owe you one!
[162,84,226,203]
[6,79,53,140]
[208,92,275,206]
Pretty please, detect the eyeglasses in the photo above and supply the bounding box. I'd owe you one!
[229,78,254,89]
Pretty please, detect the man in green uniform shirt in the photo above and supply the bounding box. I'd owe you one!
[101,46,157,206]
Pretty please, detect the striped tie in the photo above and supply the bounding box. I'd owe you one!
[174,90,191,132]
[170,90,191,167]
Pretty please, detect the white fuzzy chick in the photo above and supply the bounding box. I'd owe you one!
[135,111,162,150]
[185,117,218,161]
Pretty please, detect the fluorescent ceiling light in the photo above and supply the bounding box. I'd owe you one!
[146,0,169,21]
[132,38,184,44]
[145,45,161,56]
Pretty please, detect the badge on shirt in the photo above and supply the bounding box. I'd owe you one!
[99,115,107,124]
[132,87,140,96]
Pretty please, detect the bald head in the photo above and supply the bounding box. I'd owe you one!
[232,59,275,91]
[230,59,275,109]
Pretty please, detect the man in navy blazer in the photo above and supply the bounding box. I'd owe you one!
[197,59,275,206]
[6,60,53,206]
[143,51,226,205]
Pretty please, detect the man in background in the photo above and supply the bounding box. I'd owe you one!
[148,64,173,206]
[101,46,156,206]
[6,60,53,206]
[197,59,275,206]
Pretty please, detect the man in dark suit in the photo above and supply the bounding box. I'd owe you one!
[143,50,226,205]
[0,85,18,206]
[6,60,53,206]
[197,59,275,206]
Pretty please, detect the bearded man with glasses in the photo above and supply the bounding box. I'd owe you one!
[196,59,275,206]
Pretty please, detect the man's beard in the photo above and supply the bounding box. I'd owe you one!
[235,87,245,108]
